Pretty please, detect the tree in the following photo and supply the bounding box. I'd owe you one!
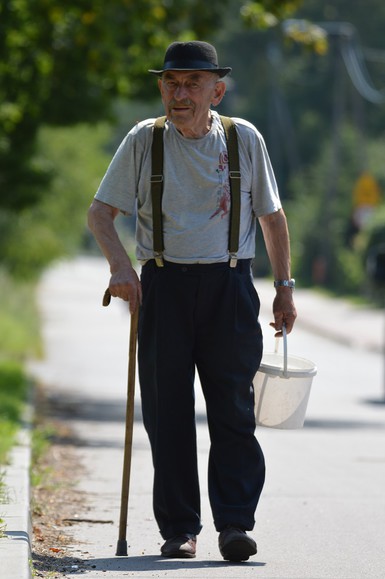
[0,1,303,213]
[0,0,232,212]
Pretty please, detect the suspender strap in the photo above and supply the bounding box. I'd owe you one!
[220,115,241,267]
[151,116,167,266]
[150,115,241,268]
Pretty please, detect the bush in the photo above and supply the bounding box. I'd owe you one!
[0,270,40,464]
[0,122,113,279]
[286,123,383,297]
[357,204,385,304]
[0,270,41,359]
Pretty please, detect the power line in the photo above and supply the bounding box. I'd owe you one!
[318,22,385,104]
[284,20,385,104]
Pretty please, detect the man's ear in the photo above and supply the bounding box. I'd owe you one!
[211,81,226,106]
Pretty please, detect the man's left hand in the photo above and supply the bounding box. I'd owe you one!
[270,290,297,336]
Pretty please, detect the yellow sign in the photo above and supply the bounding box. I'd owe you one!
[353,172,381,207]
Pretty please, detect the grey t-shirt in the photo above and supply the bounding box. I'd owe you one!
[95,111,281,264]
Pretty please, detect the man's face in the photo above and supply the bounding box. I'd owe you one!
[158,70,226,137]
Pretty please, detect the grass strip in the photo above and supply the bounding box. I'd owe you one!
[0,269,41,467]
[0,360,29,465]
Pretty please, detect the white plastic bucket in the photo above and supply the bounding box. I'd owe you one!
[253,327,317,429]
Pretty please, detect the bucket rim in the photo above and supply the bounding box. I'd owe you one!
[258,353,317,378]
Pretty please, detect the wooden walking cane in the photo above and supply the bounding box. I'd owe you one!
[103,288,139,557]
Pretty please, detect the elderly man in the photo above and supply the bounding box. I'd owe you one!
[88,40,297,562]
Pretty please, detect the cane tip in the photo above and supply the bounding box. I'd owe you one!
[115,539,128,556]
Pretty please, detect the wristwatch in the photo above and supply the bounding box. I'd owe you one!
[274,279,295,289]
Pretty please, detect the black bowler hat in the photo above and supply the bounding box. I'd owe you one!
[148,41,232,78]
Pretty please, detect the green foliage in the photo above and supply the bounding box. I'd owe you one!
[241,1,303,29]
[286,123,373,294]
[0,271,41,357]
[219,0,385,180]
[0,270,38,464]
[286,123,385,297]
[0,515,6,536]
[0,122,113,278]
[0,360,28,464]
[30,423,56,487]
[357,203,385,304]
[361,205,385,249]
[282,0,385,142]
[0,0,233,214]
[282,19,328,55]
[0,267,40,464]
[215,0,385,298]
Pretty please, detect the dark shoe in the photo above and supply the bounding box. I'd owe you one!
[161,534,197,558]
[218,526,257,562]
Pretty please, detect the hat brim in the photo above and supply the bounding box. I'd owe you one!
[148,66,232,78]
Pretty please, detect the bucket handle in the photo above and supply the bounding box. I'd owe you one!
[274,324,288,377]
[283,324,288,377]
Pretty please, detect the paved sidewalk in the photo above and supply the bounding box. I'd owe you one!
[256,278,384,355]
[1,255,384,579]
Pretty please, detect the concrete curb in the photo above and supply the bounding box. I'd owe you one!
[0,424,32,579]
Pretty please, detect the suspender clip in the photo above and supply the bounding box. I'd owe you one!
[229,253,238,268]
[151,174,163,183]
[154,252,164,267]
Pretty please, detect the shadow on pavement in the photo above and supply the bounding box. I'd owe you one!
[82,555,266,572]
[44,391,210,425]
[364,397,385,406]
[42,390,385,453]
[32,552,266,576]
[44,392,134,423]
[304,417,385,429]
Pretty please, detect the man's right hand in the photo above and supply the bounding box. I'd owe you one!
[109,266,142,314]
[87,200,142,314]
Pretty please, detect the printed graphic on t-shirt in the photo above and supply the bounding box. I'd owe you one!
[210,150,230,220]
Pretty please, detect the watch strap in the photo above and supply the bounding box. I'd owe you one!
[274,279,295,289]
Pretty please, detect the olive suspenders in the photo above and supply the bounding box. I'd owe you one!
[150,116,166,267]
[221,115,241,268]
[150,115,241,268]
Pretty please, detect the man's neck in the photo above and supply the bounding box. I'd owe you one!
[174,111,213,139]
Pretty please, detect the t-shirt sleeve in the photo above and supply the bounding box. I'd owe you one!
[252,132,282,217]
[94,120,153,215]
[234,118,282,217]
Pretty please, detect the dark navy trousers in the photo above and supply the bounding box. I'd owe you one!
[138,259,265,540]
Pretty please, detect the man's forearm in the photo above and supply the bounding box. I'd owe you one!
[87,199,141,312]
[259,209,292,280]
[87,199,133,273]
[259,208,297,334]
